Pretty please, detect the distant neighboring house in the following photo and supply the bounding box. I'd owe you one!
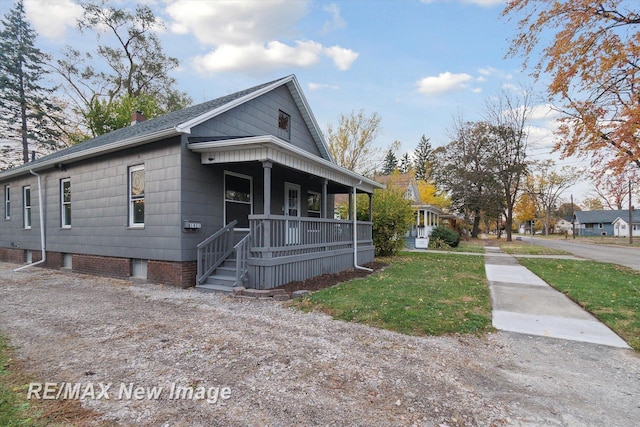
[0,75,383,291]
[374,173,441,248]
[611,212,640,237]
[554,218,573,234]
[573,210,634,236]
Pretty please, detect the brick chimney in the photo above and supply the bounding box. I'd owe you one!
[130,110,146,126]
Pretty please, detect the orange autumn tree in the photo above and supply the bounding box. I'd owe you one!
[503,1,640,177]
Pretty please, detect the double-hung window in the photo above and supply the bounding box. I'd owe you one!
[23,186,31,229]
[129,165,145,227]
[4,185,9,219]
[61,178,71,228]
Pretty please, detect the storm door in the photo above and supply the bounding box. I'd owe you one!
[284,182,301,244]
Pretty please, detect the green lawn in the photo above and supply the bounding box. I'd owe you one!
[498,241,571,255]
[436,239,486,253]
[519,258,640,350]
[302,252,492,336]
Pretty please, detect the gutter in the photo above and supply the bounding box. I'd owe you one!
[14,170,46,271]
[0,128,180,181]
[353,182,373,272]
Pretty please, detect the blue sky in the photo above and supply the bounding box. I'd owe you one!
[1,0,593,199]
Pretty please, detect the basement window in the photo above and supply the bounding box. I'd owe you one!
[131,259,148,279]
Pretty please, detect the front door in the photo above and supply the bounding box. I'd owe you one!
[284,183,301,244]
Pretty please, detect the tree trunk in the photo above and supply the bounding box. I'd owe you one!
[471,208,481,238]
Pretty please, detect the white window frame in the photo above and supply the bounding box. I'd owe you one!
[23,185,31,229]
[224,171,253,230]
[129,165,145,228]
[4,185,9,220]
[60,178,71,228]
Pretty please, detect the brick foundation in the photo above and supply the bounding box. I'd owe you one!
[0,248,197,288]
[72,254,131,279]
[0,247,25,264]
[148,260,197,288]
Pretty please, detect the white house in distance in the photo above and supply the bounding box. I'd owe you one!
[612,212,640,237]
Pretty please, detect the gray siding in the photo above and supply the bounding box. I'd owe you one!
[190,86,322,157]
[0,138,185,261]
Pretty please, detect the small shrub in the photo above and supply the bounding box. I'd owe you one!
[429,226,460,248]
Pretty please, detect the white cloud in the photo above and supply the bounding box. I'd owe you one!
[322,3,346,33]
[193,41,325,74]
[309,82,339,91]
[417,72,473,94]
[323,45,359,70]
[165,0,308,45]
[24,0,83,40]
[165,0,357,74]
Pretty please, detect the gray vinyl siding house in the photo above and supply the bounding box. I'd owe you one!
[0,75,382,290]
[572,210,633,237]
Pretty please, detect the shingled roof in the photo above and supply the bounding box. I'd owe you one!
[0,75,332,180]
[574,210,634,224]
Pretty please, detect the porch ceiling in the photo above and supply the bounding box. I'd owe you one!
[187,135,384,193]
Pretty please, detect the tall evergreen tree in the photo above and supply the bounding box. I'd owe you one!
[399,152,411,173]
[0,0,65,166]
[381,148,398,175]
[414,135,435,182]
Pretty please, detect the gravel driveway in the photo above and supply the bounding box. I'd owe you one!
[1,263,639,426]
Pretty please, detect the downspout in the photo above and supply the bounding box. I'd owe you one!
[353,182,373,272]
[14,170,46,271]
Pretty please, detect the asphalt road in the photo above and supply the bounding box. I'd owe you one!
[529,237,640,271]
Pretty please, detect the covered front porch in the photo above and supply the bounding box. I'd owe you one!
[188,136,383,290]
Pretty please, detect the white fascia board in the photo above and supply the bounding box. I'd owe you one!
[0,128,180,180]
[188,135,384,192]
[175,76,294,134]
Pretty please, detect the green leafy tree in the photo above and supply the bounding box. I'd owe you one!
[356,189,413,256]
[55,0,191,138]
[435,120,502,238]
[86,93,164,137]
[0,0,66,166]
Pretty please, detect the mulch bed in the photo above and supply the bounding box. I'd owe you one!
[275,261,388,294]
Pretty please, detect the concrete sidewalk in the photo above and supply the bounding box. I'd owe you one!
[484,246,630,348]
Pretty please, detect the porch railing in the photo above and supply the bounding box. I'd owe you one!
[196,220,237,285]
[233,231,251,286]
[249,214,373,257]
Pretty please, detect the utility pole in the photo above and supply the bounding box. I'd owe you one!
[571,194,576,239]
[629,179,633,245]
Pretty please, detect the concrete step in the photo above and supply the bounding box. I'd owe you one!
[205,274,236,286]
[195,283,234,294]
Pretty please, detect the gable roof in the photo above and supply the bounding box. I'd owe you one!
[574,210,632,224]
[0,75,332,180]
[611,212,640,224]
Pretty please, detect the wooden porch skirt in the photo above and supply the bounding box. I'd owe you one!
[247,215,374,289]
[248,245,374,289]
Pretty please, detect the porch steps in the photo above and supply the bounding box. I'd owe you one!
[196,258,238,293]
